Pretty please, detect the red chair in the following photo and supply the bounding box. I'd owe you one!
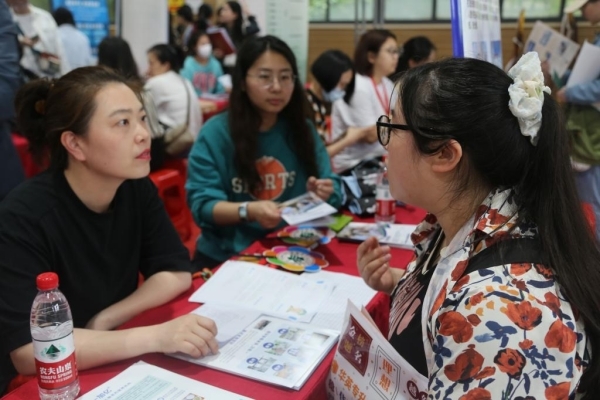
[149,169,193,242]
[11,133,43,178]
[582,202,596,234]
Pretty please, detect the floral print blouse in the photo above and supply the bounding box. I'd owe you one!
[390,187,590,399]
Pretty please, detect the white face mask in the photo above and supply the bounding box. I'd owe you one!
[197,43,212,59]
[322,87,346,103]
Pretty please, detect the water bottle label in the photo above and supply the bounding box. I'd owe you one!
[376,199,396,217]
[376,186,394,200]
[33,333,78,389]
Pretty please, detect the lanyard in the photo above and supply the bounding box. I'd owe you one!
[371,76,389,115]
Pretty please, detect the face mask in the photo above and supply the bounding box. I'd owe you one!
[197,43,213,59]
[322,87,346,103]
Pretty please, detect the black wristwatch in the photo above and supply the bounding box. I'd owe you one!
[238,202,249,222]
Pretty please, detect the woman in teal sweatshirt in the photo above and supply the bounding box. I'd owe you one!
[186,35,342,269]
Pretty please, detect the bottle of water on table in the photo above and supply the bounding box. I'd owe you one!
[375,164,396,224]
[30,272,80,400]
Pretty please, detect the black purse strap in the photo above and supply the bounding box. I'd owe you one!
[461,238,545,277]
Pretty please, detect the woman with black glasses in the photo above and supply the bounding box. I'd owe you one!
[344,54,600,398]
[185,36,342,270]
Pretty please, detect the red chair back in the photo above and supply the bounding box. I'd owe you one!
[149,169,193,242]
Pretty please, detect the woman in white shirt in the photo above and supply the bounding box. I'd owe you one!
[145,43,203,168]
[331,29,399,173]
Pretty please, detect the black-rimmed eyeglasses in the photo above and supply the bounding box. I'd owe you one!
[376,115,411,147]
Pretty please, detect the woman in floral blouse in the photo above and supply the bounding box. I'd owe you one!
[357,53,600,398]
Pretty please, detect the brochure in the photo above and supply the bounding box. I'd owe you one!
[206,26,236,56]
[189,261,335,323]
[79,361,252,400]
[327,301,428,400]
[524,20,580,81]
[337,222,417,249]
[279,192,338,226]
[567,40,600,112]
[174,315,339,390]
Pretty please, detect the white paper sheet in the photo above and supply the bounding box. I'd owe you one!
[524,21,580,79]
[174,316,339,390]
[279,192,337,226]
[337,222,417,249]
[191,304,262,346]
[567,40,600,111]
[300,271,377,332]
[189,261,335,323]
[79,361,252,400]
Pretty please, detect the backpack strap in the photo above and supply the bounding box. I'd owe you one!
[461,238,545,277]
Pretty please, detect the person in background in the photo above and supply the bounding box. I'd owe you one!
[145,43,202,169]
[97,36,140,81]
[330,29,398,173]
[52,7,93,73]
[0,66,217,397]
[7,0,69,78]
[394,36,436,75]
[180,30,226,97]
[307,50,374,157]
[0,0,24,202]
[218,0,259,50]
[196,3,213,32]
[556,0,600,240]
[175,4,194,52]
[186,36,342,270]
[356,54,600,398]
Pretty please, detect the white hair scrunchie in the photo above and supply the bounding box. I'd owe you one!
[507,52,551,146]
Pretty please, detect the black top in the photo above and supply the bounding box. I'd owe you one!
[0,170,191,394]
[388,231,441,377]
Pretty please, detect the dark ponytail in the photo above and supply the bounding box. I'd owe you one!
[398,57,600,397]
[14,66,137,170]
[396,36,435,74]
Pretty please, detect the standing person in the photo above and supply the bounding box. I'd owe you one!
[180,30,226,97]
[7,0,70,78]
[218,0,259,50]
[145,43,202,167]
[557,0,600,240]
[330,29,398,173]
[0,66,217,396]
[307,49,375,157]
[355,54,600,398]
[175,4,194,52]
[196,3,213,32]
[97,36,139,80]
[186,36,342,269]
[394,36,436,75]
[0,0,24,201]
[52,7,93,73]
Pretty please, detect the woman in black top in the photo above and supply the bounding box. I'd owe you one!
[0,66,217,395]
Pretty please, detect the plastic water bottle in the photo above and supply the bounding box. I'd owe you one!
[375,166,396,224]
[30,272,80,400]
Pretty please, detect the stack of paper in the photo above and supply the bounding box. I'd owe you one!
[337,222,417,249]
[80,361,252,399]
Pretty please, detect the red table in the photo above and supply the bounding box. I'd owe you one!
[2,206,426,400]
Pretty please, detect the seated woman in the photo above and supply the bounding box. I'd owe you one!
[354,54,600,397]
[0,66,217,396]
[97,36,140,80]
[306,50,374,157]
[180,30,226,97]
[145,43,203,166]
[186,35,342,269]
[393,35,436,75]
[330,29,398,173]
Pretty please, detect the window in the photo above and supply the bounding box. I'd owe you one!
[384,0,434,21]
[501,0,562,20]
[330,0,374,21]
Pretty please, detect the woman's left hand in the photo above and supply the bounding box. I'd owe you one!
[307,177,333,201]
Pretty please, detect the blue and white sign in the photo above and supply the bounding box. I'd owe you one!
[451,0,503,68]
[52,0,110,56]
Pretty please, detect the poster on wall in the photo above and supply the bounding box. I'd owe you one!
[263,0,309,82]
[450,0,503,68]
[51,0,109,56]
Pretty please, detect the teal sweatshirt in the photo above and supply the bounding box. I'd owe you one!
[180,56,225,97]
[186,112,342,262]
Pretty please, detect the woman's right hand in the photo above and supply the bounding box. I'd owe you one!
[248,200,281,229]
[152,314,218,358]
[357,237,401,294]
